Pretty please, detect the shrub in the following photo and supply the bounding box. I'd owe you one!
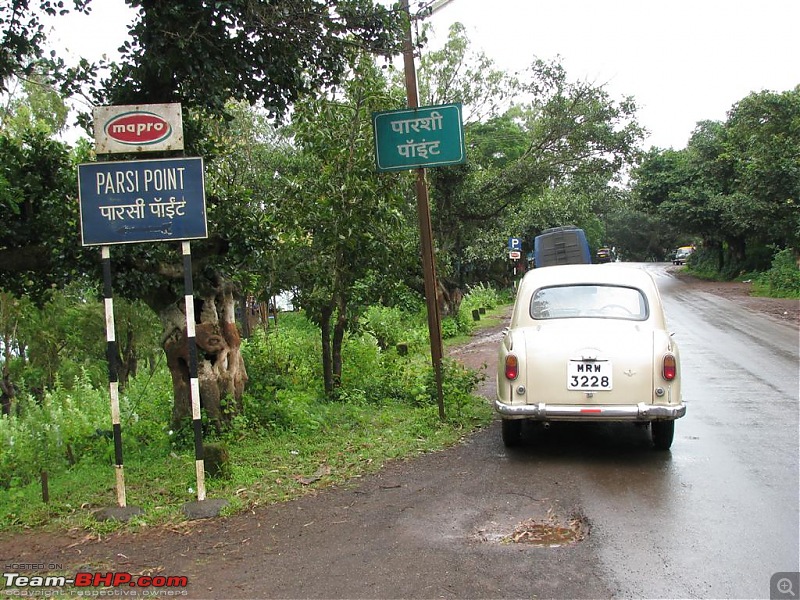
[440,315,462,339]
[442,358,485,413]
[341,332,382,392]
[755,248,800,298]
[241,316,321,392]
[461,282,502,313]
[266,390,326,434]
[360,305,408,350]
[120,363,174,451]
[0,372,110,488]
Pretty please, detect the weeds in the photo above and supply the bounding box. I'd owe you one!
[753,248,800,298]
[0,288,502,534]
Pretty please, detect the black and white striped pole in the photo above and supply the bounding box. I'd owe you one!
[101,245,127,507]
[96,247,142,522]
[181,241,206,502]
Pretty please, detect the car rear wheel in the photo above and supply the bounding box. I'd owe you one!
[501,419,523,447]
[651,420,675,450]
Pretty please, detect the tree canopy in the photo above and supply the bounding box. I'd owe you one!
[1,0,796,421]
[99,0,405,119]
[416,25,644,296]
[632,87,800,271]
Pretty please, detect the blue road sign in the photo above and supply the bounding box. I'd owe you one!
[508,237,522,250]
[78,157,207,245]
[373,103,466,172]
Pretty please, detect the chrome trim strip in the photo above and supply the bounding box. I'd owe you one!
[494,399,686,421]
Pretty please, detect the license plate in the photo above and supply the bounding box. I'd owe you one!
[567,360,613,390]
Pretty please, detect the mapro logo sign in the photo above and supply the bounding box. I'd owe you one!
[93,103,184,154]
[105,111,171,145]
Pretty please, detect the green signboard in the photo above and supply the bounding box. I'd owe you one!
[373,103,466,172]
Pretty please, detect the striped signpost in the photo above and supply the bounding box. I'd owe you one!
[101,246,127,508]
[181,242,206,502]
[81,104,224,519]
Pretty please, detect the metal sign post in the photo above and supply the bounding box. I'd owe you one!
[181,242,206,502]
[92,246,143,522]
[80,104,221,517]
[101,246,126,507]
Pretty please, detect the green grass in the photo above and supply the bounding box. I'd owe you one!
[0,397,493,535]
[685,247,800,298]
[0,304,506,536]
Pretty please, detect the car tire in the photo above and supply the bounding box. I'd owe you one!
[651,420,675,450]
[501,419,523,447]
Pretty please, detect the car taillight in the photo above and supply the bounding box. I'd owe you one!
[505,354,519,380]
[662,354,677,381]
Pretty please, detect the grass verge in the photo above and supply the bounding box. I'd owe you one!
[0,307,507,536]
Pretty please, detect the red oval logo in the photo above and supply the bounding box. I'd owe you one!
[105,112,172,145]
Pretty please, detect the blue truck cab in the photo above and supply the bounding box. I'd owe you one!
[533,226,592,267]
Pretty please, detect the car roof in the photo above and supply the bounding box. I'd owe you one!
[518,263,657,290]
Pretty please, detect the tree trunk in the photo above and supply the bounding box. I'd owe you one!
[1,334,13,416]
[320,304,334,396]
[332,301,347,388]
[728,236,747,270]
[113,326,138,391]
[163,286,247,431]
[437,279,464,317]
[0,377,12,416]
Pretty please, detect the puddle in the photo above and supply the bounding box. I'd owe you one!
[475,513,589,548]
[503,515,588,547]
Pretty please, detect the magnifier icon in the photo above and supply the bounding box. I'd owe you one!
[778,578,796,597]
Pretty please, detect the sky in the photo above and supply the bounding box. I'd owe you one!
[47,0,799,150]
[423,0,799,149]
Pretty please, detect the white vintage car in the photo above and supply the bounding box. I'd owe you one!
[496,264,686,450]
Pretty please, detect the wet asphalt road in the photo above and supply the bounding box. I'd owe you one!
[7,264,795,599]
[609,264,800,599]
[208,262,798,599]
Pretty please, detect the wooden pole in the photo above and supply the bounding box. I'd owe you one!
[401,0,445,420]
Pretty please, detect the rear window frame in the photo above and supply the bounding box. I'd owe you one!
[529,283,650,321]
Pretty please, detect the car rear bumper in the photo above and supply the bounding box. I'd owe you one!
[494,399,686,421]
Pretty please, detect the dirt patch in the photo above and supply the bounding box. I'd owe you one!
[670,267,799,325]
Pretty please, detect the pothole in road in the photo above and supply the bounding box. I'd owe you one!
[476,512,590,548]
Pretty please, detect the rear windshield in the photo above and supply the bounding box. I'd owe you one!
[530,284,648,321]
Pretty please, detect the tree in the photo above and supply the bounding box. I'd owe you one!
[633,88,799,273]
[1,71,69,136]
[417,22,518,125]
[100,0,404,117]
[0,0,410,425]
[0,129,82,301]
[102,0,405,427]
[604,204,680,261]
[280,52,413,395]
[723,88,800,251]
[0,290,33,415]
[0,0,91,92]
[416,26,644,302]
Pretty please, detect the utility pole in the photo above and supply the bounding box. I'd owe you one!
[400,0,445,420]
